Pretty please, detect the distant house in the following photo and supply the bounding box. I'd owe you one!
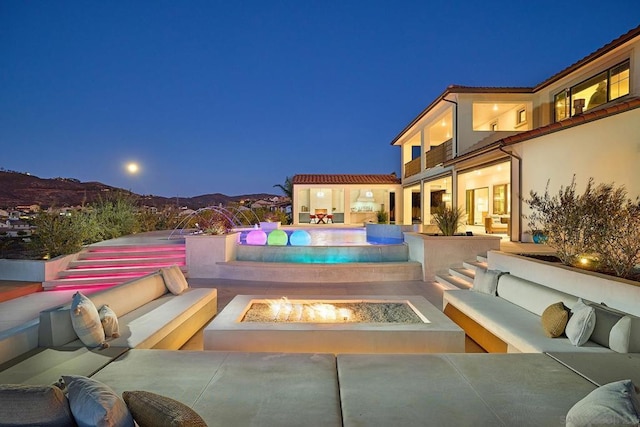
[391,25,640,241]
[291,174,401,225]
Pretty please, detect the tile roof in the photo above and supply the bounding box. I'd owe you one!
[390,24,640,146]
[447,97,640,164]
[292,174,401,185]
[534,25,640,91]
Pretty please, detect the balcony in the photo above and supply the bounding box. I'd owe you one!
[425,139,452,169]
[404,157,421,178]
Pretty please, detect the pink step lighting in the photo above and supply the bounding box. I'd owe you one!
[44,242,187,291]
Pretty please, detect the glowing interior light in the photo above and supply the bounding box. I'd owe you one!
[580,257,589,265]
[246,230,267,245]
[493,104,498,111]
[365,191,373,198]
[267,229,288,246]
[441,119,446,127]
[289,230,311,246]
[317,191,324,198]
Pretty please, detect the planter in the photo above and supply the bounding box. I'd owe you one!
[404,233,502,281]
[260,222,281,232]
[488,251,640,317]
[185,233,239,279]
[0,253,78,282]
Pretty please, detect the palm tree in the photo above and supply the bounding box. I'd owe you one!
[273,176,293,199]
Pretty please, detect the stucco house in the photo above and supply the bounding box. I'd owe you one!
[391,25,640,241]
[291,174,401,225]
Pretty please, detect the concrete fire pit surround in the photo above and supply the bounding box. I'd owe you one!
[204,295,465,354]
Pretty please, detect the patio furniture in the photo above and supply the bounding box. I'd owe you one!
[309,214,317,224]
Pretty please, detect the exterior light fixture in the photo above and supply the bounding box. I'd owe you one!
[317,191,324,198]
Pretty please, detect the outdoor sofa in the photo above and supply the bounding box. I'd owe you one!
[0,266,217,385]
[443,253,640,354]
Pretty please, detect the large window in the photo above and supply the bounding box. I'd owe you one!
[554,60,630,121]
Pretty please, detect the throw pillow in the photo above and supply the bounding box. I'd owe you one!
[566,379,640,427]
[565,299,596,346]
[0,384,75,427]
[610,315,640,354]
[586,302,625,348]
[99,304,120,338]
[70,291,108,348]
[472,269,506,296]
[161,265,189,295]
[62,375,134,427]
[540,302,570,338]
[123,390,208,427]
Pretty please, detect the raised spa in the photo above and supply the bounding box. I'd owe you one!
[204,295,465,354]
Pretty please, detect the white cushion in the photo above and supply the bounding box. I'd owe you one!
[63,375,134,427]
[566,299,596,346]
[497,274,578,317]
[99,305,120,338]
[472,269,504,295]
[443,290,611,353]
[70,292,106,348]
[566,379,640,427]
[161,265,189,295]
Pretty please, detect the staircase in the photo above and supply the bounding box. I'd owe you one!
[435,254,488,290]
[43,241,186,290]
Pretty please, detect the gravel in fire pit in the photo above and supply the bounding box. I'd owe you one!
[242,301,424,323]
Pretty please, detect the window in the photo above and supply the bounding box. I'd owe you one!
[555,90,569,121]
[610,61,630,99]
[554,60,630,122]
[516,108,526,125]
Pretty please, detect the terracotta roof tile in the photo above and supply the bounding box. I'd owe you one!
[535,25,640,90]
[292,174,401,185]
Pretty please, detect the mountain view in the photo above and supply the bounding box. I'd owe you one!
[0,171,278,209]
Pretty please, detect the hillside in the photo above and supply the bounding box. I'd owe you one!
[0,171,278,209]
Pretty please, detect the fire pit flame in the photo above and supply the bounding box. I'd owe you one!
[268,297,352,322]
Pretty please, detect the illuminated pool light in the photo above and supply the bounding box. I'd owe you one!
[289,230,311,246]
[267,229,288,246]
[246,230,267,245]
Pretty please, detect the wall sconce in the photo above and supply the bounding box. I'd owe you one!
[317,191,324,198]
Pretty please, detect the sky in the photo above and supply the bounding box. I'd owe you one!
[2,1,639,198]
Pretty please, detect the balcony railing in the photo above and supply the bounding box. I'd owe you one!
[425,139,453,169]
[404,157,421,178]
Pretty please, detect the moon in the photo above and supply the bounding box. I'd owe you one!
[126,162,139,174]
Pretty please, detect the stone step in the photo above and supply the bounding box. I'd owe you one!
[449,267,475,282]
[69,255,186,268]
[77,248,185,260]
[462,260,487,272]
[435,274,473,290]
[58,264,183,278]
[43,275,138,289]
[477,254,488,263]
[214,261,423,283]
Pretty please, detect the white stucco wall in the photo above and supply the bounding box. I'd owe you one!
[514,108,640,228]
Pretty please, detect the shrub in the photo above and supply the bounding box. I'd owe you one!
[526,177,640,279]
[376,209,388,224]
[31,211,95,258]
[91,192,139,241]
[432,205,465,236]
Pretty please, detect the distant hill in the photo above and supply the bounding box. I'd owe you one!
[0,171,278,209]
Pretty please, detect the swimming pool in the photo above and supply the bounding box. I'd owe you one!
[234,227,408,263]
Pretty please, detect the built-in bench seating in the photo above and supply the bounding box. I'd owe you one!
[0,268,217,384]
[443,251,640,354]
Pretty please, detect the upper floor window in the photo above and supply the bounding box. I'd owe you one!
[554,60,630,121]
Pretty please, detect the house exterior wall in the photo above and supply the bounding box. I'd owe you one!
[515,108,640,236]
[292,183,402,225]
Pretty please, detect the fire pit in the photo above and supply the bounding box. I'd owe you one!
[204,295,464,354]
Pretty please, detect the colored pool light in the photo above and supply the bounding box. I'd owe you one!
[267,229,288,246]
[246,230,267,245]
[289,230,311,246]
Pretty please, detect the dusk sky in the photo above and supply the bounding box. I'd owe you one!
[2,1,639,198]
